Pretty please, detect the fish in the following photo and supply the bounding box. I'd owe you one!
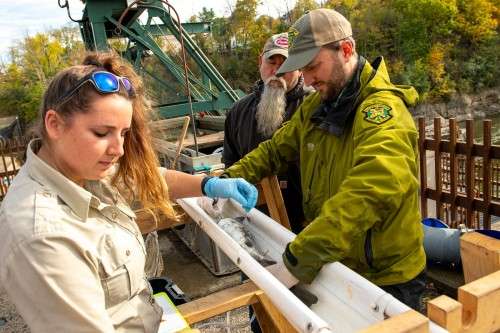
[197,197,226,220]
[218,217,276,266]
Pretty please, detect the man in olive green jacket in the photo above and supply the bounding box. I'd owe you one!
[225,8,426,310]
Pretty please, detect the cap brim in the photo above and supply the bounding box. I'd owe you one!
[276,46,320,75]
[264,49,288,59]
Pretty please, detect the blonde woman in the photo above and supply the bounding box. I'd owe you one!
[0,52,257,332]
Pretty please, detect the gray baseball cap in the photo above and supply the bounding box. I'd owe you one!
[262,33,289,59]
[277,9,352,75]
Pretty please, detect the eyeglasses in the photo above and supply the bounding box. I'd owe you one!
[55,71,135,106]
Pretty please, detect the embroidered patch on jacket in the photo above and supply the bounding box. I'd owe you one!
[362,104,393,124]
[288,27,299,49]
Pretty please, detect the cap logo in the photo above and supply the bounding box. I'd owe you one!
[288,27,299,49]
[274,35,288,48]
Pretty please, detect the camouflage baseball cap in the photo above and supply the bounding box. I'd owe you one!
[277,9,352,75]
[262,33,289,59]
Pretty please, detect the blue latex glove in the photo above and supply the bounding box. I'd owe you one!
[203,177,258,212]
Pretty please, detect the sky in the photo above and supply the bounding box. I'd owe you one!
[0,0,298,62]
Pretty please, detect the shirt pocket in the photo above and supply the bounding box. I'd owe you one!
[99,235,141,309]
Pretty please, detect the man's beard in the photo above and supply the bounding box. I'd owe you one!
[256,76,287,138]
[320,60,348,101]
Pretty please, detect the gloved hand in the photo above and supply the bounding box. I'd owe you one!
[203,177,258,212]
[266,261,299,288]
[266,261,318,307]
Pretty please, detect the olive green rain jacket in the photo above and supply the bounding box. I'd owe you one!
[226,56,426,286]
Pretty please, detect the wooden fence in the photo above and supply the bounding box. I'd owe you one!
[418,117,500,229]
[0,137,30,201]
[1,119,499,230]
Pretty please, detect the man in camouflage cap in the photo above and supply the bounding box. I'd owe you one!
[224,8,426,310]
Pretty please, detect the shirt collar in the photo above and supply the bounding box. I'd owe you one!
[26,139,95,221]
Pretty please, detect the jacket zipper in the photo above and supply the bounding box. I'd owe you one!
[364,228,374,269]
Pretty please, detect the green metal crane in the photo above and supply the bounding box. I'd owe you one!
[66,0,243,119]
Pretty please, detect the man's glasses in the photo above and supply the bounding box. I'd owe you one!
[56,71,135,106]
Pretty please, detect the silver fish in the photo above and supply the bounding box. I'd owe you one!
[218,217,276,266]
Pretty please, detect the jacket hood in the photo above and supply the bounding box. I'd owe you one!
[361,57,419,108]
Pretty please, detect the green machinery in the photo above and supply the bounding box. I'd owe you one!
[63,0,242,119]
[61,0,242,169]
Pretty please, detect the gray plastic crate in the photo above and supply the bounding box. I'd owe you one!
[173,221,239,276]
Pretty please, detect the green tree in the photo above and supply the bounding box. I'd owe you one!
[0,27,84,123]
[456,0,497,44]
[290,0,320,22]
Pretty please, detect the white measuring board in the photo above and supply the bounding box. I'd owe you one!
[177,197,448,333]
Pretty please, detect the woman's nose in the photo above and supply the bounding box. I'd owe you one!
[108,135,124,157]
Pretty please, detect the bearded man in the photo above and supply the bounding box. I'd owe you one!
[224,9,426,311]
[223,33,311,233]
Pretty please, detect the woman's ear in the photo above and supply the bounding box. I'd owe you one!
[44,110,65,140]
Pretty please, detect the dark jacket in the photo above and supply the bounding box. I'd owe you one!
[223,76,311,233]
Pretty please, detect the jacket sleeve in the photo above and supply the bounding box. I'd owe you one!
[223,107,239,168]
[225,106,303,184]
[284,100,420,283]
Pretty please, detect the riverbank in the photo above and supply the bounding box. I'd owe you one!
[412,88,500,144]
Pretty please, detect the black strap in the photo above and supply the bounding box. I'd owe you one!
[200,176,214,195]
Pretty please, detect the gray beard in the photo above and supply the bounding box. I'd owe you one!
[256,76,287,138]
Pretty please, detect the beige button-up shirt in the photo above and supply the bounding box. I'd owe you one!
[0,140,162,332]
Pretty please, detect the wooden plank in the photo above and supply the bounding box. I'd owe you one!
[465,120,475,228]
[427,270,500,333]
[419,118,428,217]
[482,120,492,229]
[422,140,500,159]
[149,117,189,131]
[198,115,225,131]
[172,116,191,169]
[178,282,262,324]
[423,189,500,216]
[254,293,298,333]
[135,206,191,234]
[449,119,458,224]
[267,176,291,230]
[426,295,462,333]
[434,117,443,219]
[260,176,291,230]
[460,231,500,283]
[359,310,429,333]
[184,131,224,149]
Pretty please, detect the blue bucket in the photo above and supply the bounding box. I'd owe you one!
[422,218,449,228]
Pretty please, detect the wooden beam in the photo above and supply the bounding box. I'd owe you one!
[359,310,429,333]
[260,176,291,230]
[460,232,500,283]
[135,206,191,234]
[149,117,189,131]
[253,293,298,333]
[184,131,224,149]
[427,270,500,333]
[178,282,262,324]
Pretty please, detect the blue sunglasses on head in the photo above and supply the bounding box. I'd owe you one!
[56,71,135,106]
